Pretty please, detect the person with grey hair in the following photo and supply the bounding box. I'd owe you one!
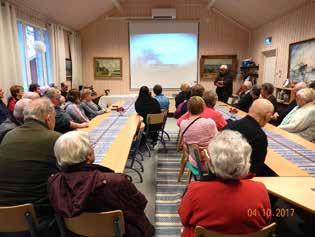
[279,88,315,141]
[0,98,61,236]
[234,85,261,113]
[22,91,40,100]
[80,88,106,119]
[45,88,88,134]
[0,98,31,143]
[214,65,234,103]
[48,131,155,237]
[179,130,271,236]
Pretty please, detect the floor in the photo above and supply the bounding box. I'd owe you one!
[125,118,179,226]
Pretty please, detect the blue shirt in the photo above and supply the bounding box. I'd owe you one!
[154,94,170,110]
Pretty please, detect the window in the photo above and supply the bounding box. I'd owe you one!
[17,21,53,89]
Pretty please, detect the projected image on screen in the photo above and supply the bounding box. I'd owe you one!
[129,22,198,89]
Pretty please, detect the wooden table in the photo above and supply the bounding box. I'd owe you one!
[216,102,314,177]
[80,102,140,173]
[253,177,315,214]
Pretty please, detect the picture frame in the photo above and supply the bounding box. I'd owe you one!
[288,38,315,83]
[94,57,122,79]
[200,55,237,80]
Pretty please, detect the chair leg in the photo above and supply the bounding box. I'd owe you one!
[163,131,171,141]
[137,151,144,161]
[144,143,151,157]
[24,212,38,237]
[126,167,143,183]
[177,152,187,182]
[134,159,144,172]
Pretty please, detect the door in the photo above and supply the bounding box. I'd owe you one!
[263,50,277,84]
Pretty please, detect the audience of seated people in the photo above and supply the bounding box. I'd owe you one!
[225,99,274,176]
[48,131,155,237]
[261,83,278,112]
[175,82,191,108]
[153,84,170,110]
[234,84,261,112]
[0,98,61,236]
[64,89,90,123]
[270,82,307,126]
[80,88,106,119]
[177,90,226,130]
[279,88,315,142]
[45,88,89,134]
[0,87,10,124]
[0,98,30,143]
[7,85,24,113]
[29,83,41,96]
[178,130,271,237]
[180,96,218,170]
[174,84,205,118]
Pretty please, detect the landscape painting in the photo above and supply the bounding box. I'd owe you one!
[288,38,315,83]
[94,57,122,79]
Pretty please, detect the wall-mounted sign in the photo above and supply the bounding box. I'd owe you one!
[264,37,272,45]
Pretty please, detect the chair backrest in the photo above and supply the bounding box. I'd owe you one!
[0,204,38,233]
[195,223,277,237]
[187,144,204,174]
[146,112,165,125]
[63,210,125,237]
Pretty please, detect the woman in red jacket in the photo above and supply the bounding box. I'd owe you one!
[7,85,24,113]
[48,131,155,237]
[178,130,271,237]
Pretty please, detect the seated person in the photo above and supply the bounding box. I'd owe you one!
[80,89,106,119]
[261,83,277,112]
[45,88,88,134]
[225,99,274,176]
[234,80,253,103]
[153,84,169,110]
[48,131,155,237]
[175,82,191,108]
[279,88,315,141]
[177,90,226,130]
[29,83,41,96]
[234,85,261,113]
[178,130,271,237]
[7,85,24,113]
[0,98,61,236]
[22,91,40,100]
[60,82,69,99]
[0,98,30,143]
[65,89,90,123]
[180,96,217,169]
[0,87,10,124]
[174,84,205,119]
[271,82,306,126]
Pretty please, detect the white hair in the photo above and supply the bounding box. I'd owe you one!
[13,98,31,119]
[296,88,315,103]
[243,80,253,90]
[54,131,91,167]
[208,130,252,180]
[23,98,54,122]
[220,65,228,70]
[22,92,40,100]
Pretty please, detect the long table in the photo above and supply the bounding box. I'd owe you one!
[80,101,140,173]
[215,102,315,177]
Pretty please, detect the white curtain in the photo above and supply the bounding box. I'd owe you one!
[48,23,66,87]
[69,32,83,89]
[0,2,23,98]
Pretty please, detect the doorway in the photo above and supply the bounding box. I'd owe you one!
[262,49,277,84]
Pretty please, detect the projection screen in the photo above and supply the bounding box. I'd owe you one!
[129,21,199,89]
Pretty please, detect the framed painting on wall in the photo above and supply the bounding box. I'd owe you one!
[94,57,122,79]
[200,55,237,80]
[288,38,315,83]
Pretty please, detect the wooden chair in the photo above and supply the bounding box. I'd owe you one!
[57,210,125,237]
[195,223,276,237]
[0,204,38,237]
[145,112,167,153]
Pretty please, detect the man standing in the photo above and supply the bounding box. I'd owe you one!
[214,65,234,103]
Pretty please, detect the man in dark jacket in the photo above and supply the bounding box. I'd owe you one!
[225,99,274,176]
[234,85,261,113]
[0,88,10,124]
[261,83,278,112]
[0,98,61,236]
[48,131,155,237]
[214,65,234,103]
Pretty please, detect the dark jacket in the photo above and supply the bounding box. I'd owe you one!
[271,100,297,126]
[0,99,10,124]
[175,91,190,108]
[0,116,22,143]
[48,163,155,237]
[0,119,61,221]
[267,95,278,112]
[234,93,255,113]
[135,97,161,124]
[55,106,73,134]
[214,71,234,103]
[225,115,268,176]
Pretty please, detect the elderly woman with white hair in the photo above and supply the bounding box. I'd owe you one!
[80,89,106,119]
[279,88,315,141]
[48,131,155,237]
[178,130,271,237]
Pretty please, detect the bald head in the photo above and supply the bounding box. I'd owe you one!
[248,99,274,127]
[13,98,31,120]
[293,82,307,95]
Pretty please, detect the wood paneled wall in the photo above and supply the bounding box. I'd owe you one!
[80,0,250,96]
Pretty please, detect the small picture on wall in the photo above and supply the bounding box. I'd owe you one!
[288,38,315,83]
[94,57,122,79]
